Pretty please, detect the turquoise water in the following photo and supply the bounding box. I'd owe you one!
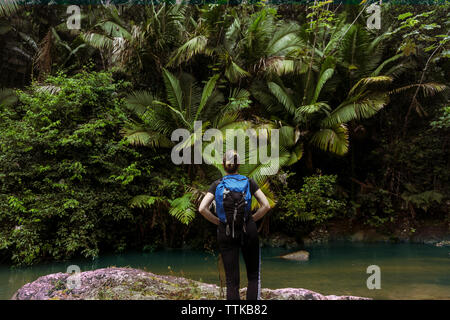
[1,243,449,300]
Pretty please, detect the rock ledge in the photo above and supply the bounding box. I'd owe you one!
[11,267,370,300]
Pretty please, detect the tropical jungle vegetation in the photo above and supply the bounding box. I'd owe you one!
[0,0,448,265]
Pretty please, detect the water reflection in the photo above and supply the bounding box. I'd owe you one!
[1,243,448,300]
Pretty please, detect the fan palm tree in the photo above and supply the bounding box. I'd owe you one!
[253,13,417,167]
[123,69,293,188]
[123,67,290,217]
[81,3,188,87]
[123,68,257,224]
[252,47,394,169]
[121,68,252,148]
[168,6,306,83]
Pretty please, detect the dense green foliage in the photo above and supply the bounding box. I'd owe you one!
[0,71,135,263]
[0,71,205,264]
[278,173,346,226]
[0,2,448,265]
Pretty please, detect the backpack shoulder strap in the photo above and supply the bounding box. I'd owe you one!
[215,178,226,222]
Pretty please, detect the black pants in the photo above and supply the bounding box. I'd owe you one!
[217,217,261,300]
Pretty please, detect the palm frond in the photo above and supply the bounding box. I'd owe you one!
[120,127,173,148]
[321,93,389,128]
[266,22,303,56]
[389,82,447,97]
[251,181,277,210]
[100,20,131,39]
[162,68,184,111]
[212,112,244,131]
[286,143,304,166]
[0,0,18,17]
[153,100,190,129]
[82,32,114,50]
[224,17,242,53]
[310,124,349,155]
[173,121,210,152]
[195,74,220,121]
[339,24,381,76]
[277,125,304,166]
[250,82,280,114]
[264,58,297,76]
[323,19,348,55]
[125,91,155,116]
[296,102,330,117]
[312,68,334,104]
[349,76,393,96]
[167,35,209,67]
[225,60,250,83]
[371,54,403,77]
[238,143,292,186]
[278,125,297,148]
[267,82,296,115]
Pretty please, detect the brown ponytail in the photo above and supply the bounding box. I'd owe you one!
[223,150,240,174]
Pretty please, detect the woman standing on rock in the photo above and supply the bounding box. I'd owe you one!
[198,150,271,300]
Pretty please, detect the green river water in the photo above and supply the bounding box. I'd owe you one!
[1,243,449,300]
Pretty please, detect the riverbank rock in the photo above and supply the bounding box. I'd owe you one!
[435,240,450,247]
[348,230,391,242]
[302,227,330,245]
[307,219,449,245]
[280,250,310,261]
[261,232,298,249]
[11,267,369,300]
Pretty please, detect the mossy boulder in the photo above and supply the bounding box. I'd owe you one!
[11,267,370,300]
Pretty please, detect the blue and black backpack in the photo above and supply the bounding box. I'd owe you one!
[215,174,252,239]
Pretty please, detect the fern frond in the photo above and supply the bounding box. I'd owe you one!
[129,195,163,209]
[168,193,196,225]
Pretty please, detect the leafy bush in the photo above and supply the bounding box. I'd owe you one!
[278,174,346,227]
[351,189,396,228]
[0,70,144,265]
[430,105,450,130]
